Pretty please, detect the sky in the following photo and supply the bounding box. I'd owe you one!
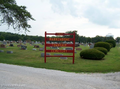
[0,0,120,38]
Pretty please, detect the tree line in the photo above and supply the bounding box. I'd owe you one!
[0,31,119,43]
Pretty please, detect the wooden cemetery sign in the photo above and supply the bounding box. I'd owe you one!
[44,31,75,64]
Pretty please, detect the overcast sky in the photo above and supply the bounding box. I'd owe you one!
[0,0,120,38]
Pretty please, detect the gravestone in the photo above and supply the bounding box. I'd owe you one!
[60,57,67,59]
[17,45,21,47]
[46,41,50,44]
[9,44,14,47]
[34,45,39,48]
[65,47,73,50]
[3,41,7,45]
[7,51,13,54]
[90,44,94,49]
[42,42,44,45]
[33,48,37,51]
[41,53,51,57]
[0,50,4,52]
[75,42,80,47]
[51,47,59,49]
[54,54,63,56]
[84,44,86,46]
[35,41,38,44]
[0,44,6,48]
[21,45,27,50]
[76,48,82,50]
[39,48,44,51]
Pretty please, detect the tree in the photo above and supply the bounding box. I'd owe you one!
[65,30,79,42]
[0,0,35,32]
[0,35,4,41]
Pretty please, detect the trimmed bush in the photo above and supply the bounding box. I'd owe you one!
[109,43,113,48]
[94,47,108,55]
[106,40,116,47]
[80,49,105,60]
[94,42,111,51]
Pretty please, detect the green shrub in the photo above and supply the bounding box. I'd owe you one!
[80,49,105,60]
[109,43,113,48]
[94,47,108,55]
[106,40,116,47]
[94,42,111,51]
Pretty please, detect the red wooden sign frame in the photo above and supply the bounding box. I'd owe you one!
[44,31,75,64]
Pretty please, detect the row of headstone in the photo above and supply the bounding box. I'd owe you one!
[0,50,13,53]
[0,44,6,48]
[32,48,44,51]
[41,53,67,59]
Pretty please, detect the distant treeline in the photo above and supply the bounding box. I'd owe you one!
[0,32,119,43]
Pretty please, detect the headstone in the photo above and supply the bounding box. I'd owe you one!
[33,48,37,51]
[9,44,14,47]
[84,44,87,46]
[75,42,80,47]
[60,57,67,59]
[75,51,77,53]
[42,42,44,45]
[65,47,73,50]
[35,41,38,44]
[3,41,7,45]
[34,45,39,48]
[76,48,82,50]
[39,48,44,51]
[46,41,50,44]
[7,51,13,54]
[21,45,27,50]
[51,47,59,49]
[0,44,6,48]
[0,50,4,52]
[54,54,63,56]
[41,53,51,57]
[17,45,21,47]
[90,44,94,49]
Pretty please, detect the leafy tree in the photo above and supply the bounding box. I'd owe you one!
[0,0,35,32]
[86,37,91,43]
[116,37,120,43]
[0,35,4,41]
[79,36,87,43]
[65,30,79,42]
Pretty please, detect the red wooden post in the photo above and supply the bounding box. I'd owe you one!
[73,32,75,64]
[44,31,47,63]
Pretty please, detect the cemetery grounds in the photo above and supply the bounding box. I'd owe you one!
[0,43,120,73]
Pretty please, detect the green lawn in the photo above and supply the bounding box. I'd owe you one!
[0,43,120,73]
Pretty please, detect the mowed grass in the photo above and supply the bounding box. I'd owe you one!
[0,43,120,73]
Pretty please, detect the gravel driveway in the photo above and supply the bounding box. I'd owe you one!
[0,63,120,89]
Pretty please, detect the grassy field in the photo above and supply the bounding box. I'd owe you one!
[0,43,120,73]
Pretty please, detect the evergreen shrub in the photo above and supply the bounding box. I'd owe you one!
[94,42,111,51]
[106,40,116,47]
[94,47,108,55]
[80,49,105,60]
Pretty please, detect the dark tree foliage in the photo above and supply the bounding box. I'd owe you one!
[116,37,120,43]
[64,30,79,42]
[0,32,44,41]
[0,0,35,32]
